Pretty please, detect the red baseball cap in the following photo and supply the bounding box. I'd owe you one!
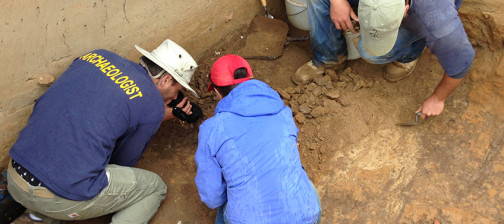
[207,54,253,92]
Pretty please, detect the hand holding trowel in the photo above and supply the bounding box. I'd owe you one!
[396,111,422,126]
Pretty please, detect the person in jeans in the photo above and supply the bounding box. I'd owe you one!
[195,54,321,224]
[8,39,199,224]
[294,0,475,118]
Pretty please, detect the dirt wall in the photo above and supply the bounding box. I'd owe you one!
[459,0,504,123]
[0,0,289,170]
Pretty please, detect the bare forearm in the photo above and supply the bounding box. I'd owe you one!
[416,73,463,118]
[432,73,463,102]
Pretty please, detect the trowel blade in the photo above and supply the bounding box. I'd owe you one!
[396,111,422,127]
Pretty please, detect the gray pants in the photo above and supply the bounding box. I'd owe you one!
[8,162,167,224]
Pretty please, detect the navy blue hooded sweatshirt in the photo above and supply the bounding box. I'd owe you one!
[10,49,164,201]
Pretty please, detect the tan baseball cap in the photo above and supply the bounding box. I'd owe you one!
[135,39,199,97]
[358,0,405,56]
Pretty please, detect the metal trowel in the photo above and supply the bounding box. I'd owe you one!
[260,0,274,19]
[396,112,422,126]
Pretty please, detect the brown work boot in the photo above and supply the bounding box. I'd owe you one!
[292,56,346,85]
[383,59,418,82]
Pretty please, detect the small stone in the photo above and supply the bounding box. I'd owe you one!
[291,94,299,103]
[325,69,339,82]
[306,83,318,92]
[277,89,291,100]
[323,99,342,113]
[325,89,340,99]
[346,72,358,80]
[297,94,308,105]
[293,86,303,94]
[339,74,353,83]
[295,113,306,124]
[337,95,351,107]
[312,86,323,98]
[338,67,353,83]
[335,81,347,89]
[299,104,312,114]
[341,67,352,75]
[352,75,374,91]
[37,74,55,86]
[311,106,329,118]
[306,94,319,106]
[290,102,299,112]
[314,75,332,87]
[285,87,295,94]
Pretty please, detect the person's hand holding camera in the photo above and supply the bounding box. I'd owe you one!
[165,92,203,123]
[163,96,192,121]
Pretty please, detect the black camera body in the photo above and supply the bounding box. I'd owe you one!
[167,92,203,123]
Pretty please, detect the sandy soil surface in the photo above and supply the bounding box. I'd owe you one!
[12,20,504,224]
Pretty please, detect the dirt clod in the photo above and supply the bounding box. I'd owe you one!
[311,106,329,118]
[299,104,312,114]
[325,89,341,100]
[323,99,342,113]
[336,94,351,107]
[314,75,332,87]
[277,89,291,100]
[295,113,306,124]
[325,69,339,82]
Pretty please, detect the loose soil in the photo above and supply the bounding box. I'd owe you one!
[13,21,504,224]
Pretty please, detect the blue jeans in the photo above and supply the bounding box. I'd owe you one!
[307,0,426,66]
[215,182,322,224]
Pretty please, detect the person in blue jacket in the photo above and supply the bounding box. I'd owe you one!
[195,54,322,224]
[7,39,199,224]
[293,0,475,119]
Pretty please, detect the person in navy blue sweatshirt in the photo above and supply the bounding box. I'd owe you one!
[7,39,199,224]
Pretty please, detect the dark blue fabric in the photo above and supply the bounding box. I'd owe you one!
[9,49,164,201]
[402,0,474,77]
[195,80,320,224]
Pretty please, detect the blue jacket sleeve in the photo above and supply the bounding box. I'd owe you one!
[194,122,227,209]
[109,122,161,166]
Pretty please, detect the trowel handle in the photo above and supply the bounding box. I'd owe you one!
[261,0,267,7]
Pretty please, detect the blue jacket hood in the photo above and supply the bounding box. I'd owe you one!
[215,80,284,117]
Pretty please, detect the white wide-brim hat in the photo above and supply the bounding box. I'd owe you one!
[135,39,199,98]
